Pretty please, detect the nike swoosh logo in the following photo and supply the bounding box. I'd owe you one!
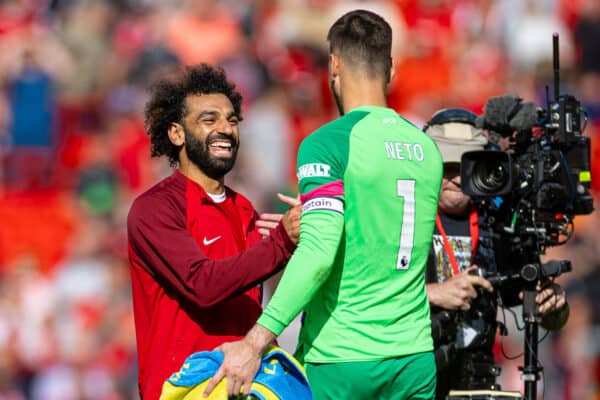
[203,236,221,245]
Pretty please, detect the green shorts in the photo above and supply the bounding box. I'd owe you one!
[305,351,436,400]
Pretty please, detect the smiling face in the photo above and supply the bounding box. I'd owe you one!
[179,93,240,179]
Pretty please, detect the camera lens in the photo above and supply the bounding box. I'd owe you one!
[472,161,509,194]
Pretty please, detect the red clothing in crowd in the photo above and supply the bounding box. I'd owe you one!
[127,170,295,399]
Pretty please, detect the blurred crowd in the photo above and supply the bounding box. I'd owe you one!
[0,0,599,399]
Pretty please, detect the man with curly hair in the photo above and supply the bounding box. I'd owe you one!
[127,64,300,400]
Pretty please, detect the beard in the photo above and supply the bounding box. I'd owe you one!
[183,126,239,180]
[330,79,344,116]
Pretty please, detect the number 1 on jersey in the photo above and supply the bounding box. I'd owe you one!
[396,179,416,270]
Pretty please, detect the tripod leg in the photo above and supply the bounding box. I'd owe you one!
[521,287,541,400]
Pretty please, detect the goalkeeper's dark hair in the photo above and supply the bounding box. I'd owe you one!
[327,9,392,80]
[144,64,243,166]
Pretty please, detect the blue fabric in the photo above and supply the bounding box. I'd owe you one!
[165,346,313,400]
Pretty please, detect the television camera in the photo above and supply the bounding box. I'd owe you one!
[441,34,594,400]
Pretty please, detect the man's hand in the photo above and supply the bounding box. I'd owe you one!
[519,281,567,315]
[257,194,301,241]
[203,339,262,397]
[427,265,494,310]
[256,213,283,237]
[279,193,301,244]
[203,325,276,397]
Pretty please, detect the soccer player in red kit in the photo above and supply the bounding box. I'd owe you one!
[127,64,300,399]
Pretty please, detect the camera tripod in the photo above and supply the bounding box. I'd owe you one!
[519,267,544,400]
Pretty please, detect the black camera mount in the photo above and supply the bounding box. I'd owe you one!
[518,259,571,400]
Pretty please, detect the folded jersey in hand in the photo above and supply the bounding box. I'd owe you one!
[161,345,313,400]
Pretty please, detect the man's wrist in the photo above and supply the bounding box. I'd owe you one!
[257,311,287,336]
[275,222,297,254]
[244,324,276,355]
[426,282,441,306]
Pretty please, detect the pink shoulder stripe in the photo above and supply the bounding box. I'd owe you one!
[301,180,344,203]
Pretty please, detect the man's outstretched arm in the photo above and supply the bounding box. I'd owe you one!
[204,208,344,397]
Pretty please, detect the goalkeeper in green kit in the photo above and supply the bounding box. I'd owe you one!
[204,9,443,400]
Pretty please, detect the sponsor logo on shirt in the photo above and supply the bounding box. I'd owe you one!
[384,142,424,161]
[297,163,331,181]
[302,197,344,214]
[203,235,222,245]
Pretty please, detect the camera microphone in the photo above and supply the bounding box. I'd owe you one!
[476,95,538,137]
[509,102,539,135]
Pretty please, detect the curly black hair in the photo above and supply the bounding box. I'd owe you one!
[144,64,243,166]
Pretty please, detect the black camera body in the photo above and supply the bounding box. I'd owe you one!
[461,93,593,255]
[462,139,592,217]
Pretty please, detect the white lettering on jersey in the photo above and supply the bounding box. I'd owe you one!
[384,142,424,162]
[302,197,344,214]
[297,163,332,181]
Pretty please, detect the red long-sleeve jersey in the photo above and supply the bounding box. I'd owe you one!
[127,170,295,399]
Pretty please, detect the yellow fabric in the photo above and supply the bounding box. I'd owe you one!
[160,378,227,399]
[161,378,283,400]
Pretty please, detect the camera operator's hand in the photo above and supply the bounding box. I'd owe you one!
[518,281,569,331]
[518,281,567,315]
[426,266,494,311]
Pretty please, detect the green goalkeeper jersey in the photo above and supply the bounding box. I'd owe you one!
[258,105,443,363]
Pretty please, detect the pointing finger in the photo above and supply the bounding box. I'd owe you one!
[258,213,283,223]
[277,193,301,207]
